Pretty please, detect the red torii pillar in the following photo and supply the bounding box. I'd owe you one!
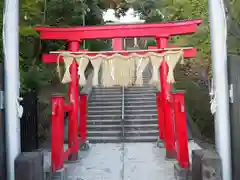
[157,37,176,158]
[149,42,196,159]
[112,38,123,50]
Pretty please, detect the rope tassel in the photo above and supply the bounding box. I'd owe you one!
[128,57,136,85]
[61,56,74,84]
[149,54,163,87]
[76,57,89,85]
[90,57,102,86]
[165,51,184,84]
[135,57,149,86]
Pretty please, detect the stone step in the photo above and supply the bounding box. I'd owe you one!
[124,131,159,137]
[91,94,122,98]
[125,88,156,92]
[125,112,157,116]
[88,108,121,112]
[91,90,121,94]
[125,91,156,95]
[88,104,157,111]
[124,129,158,134]
[88,105,121,110]
[87,126,122,131]
[93,85,155,89]
[124,114,157,119]
[87,124,158,131]
[88,101,121,106]
[124,101,156,106]
[125,94,156,99]
[91,93,155,98]
[125,109,157,113]
[124,119,158,125]
[88,107,157,115]
[93,86,121,91]
[124,96,156,101]
[88,113,157,120]
[91,94,156,102]
[87,131,158,138]
[87,130,121,137]
[88,110,121,115]
[124,88,157,94]
[124,136,158,143]
[89,98,122,103]
[88,114,121,120]
[88,136,122,143]
[91,91,121,95]
[125,86,155,90]
[87,120,121,125]
[87,118,157,123]
[87,136,159,143]
[89,99,156,105]
[125,105,156,110]
[87,120,157,126]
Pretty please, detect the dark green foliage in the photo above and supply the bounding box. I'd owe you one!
[0,0,111,93]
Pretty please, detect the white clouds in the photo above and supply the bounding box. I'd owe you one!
[103,9,118,22]
[103,8,145,24]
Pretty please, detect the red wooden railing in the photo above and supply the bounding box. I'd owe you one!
[173,91,190,168]
[156,90,190,169]
[51,93,87,172]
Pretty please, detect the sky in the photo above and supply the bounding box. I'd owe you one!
[103,8,145,24]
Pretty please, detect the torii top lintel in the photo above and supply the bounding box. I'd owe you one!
[35,19,201,40]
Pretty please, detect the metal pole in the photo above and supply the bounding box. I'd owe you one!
[208,0,232,180]
[3,0,21,179]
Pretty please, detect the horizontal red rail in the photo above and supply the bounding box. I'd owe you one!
[36,20,201,40]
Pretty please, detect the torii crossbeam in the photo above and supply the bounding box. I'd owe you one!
[36,20,201,40]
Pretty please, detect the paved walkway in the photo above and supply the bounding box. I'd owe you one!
[64,141,201,180]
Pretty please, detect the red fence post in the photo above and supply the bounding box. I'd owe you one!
[172,91,190,169]
[51,95,65,172]
[156,92,164,141]
[79,94,87,143]
[157,37,176,159]
[68,41,80,161]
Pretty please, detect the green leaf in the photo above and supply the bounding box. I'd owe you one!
[20,26,39,37]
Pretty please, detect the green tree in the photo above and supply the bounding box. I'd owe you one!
[15,0,111,92]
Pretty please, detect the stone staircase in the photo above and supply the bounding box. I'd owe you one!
[87,67,159,143]
[87,86,123,143]
[124,85,158,142]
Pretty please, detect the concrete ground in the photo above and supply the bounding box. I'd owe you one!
[61,141,201,180]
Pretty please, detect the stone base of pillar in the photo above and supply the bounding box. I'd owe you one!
[68,152,79,162]
[51,168,67,180]
[192,149,222,180]
[80,140,90,151]
[156,137,165,148]
[165,149,176,160]
[174,163,190,180]
[15,151,44,180]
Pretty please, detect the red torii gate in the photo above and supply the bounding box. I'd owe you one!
[36,19,201,174]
